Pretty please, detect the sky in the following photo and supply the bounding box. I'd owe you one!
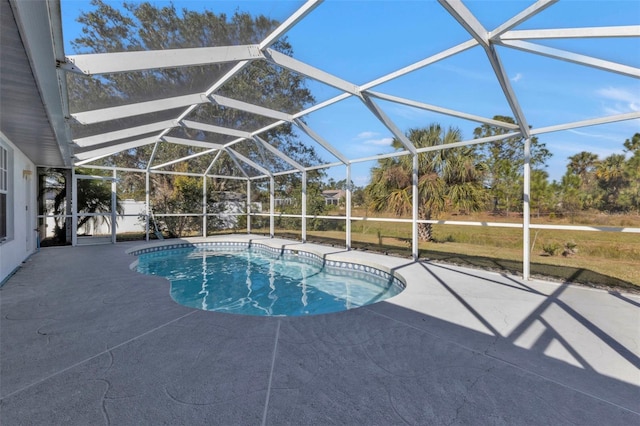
[61,0,640,186]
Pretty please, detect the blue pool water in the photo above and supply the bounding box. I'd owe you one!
[134,246,404,316]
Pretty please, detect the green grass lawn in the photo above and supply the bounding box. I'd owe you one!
[285,211,640,291]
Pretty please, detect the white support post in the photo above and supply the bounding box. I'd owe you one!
[145,170,150,241]
[246,179,251,234]
[202,175,207,237]
[346,164,352,250]
[270,176,275,238]
[302,171,307,243]
[111,168,117,244]
[412,154,419,260]
[71,167,77,246]
[523,138,531,280]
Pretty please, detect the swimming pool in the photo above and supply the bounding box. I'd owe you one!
[130,242,405,316]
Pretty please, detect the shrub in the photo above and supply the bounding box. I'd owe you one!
[562,241,578,257]
[542,242,561,256]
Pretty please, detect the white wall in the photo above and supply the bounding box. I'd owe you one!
[47,200,264,237]
[0,135,37,284]
[45,199,147,238]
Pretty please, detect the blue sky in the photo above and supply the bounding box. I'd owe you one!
[61,0,640,186]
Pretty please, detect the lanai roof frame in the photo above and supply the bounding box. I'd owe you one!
[45,0,640,277]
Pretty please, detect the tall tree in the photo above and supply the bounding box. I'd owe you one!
[69,1,325,230]
[623,132,640,153]
[596,154,628,212]
[366,125,488,241]
[566,151,600,210]
[557,172,582,221]
[530,170,552,217]
[473,115,551,214]
[622,133,640,213]
[568,151,599,182]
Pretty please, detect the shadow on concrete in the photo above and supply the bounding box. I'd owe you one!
[417,261,639,369]
[0,241,638,424]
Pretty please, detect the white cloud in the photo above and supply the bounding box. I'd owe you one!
[597,86,639,106]
[356,131,379,139]
[596,86,640,114]
[363,137,393,146]
[567,129,622,143]
[511,73,523,82]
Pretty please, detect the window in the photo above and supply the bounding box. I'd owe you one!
[0,145,8,240]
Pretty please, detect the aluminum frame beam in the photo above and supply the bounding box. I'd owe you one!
[227,148,272,177]
[182,120,252,139]
[264,48,359,95]
[471,44,530,138]
[438,0,489,47]
[139,1,324,177]
[499,25,640,40]
[293,118,349,164]
[74,152,116,167]
[74,136,159,160]
[210,94,294,122]
[360,94,417,154]
[73,120,178,147]
[150,147,218,170]
[71,93,207,124]
[223,150,251,179]
[488,0,558,39]
[161,136,226,150]
[253,136,305,171]
[438,0,529,138]
[349,131,524,165]
[62,45,264,75]
[361,39,478,91]
[439,0,532,137]
[294,93,352,118]
[204,150,224,176]
[366,91,520,130]
[532,112,640,135]
[259,0,323,49]
[497,40,640,78]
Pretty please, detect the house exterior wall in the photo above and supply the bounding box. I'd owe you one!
[0,134,37,284]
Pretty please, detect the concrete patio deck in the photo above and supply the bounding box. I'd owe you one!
[1,235,638,425]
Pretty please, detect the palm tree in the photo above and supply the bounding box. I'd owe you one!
[366,124,488,241]
[623,133,640,213]
[596,154,628,211]
[567,151,599,191]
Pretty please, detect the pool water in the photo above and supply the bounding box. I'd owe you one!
[135,247,404,316]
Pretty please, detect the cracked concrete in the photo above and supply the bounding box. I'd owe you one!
[1,235,638,425]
